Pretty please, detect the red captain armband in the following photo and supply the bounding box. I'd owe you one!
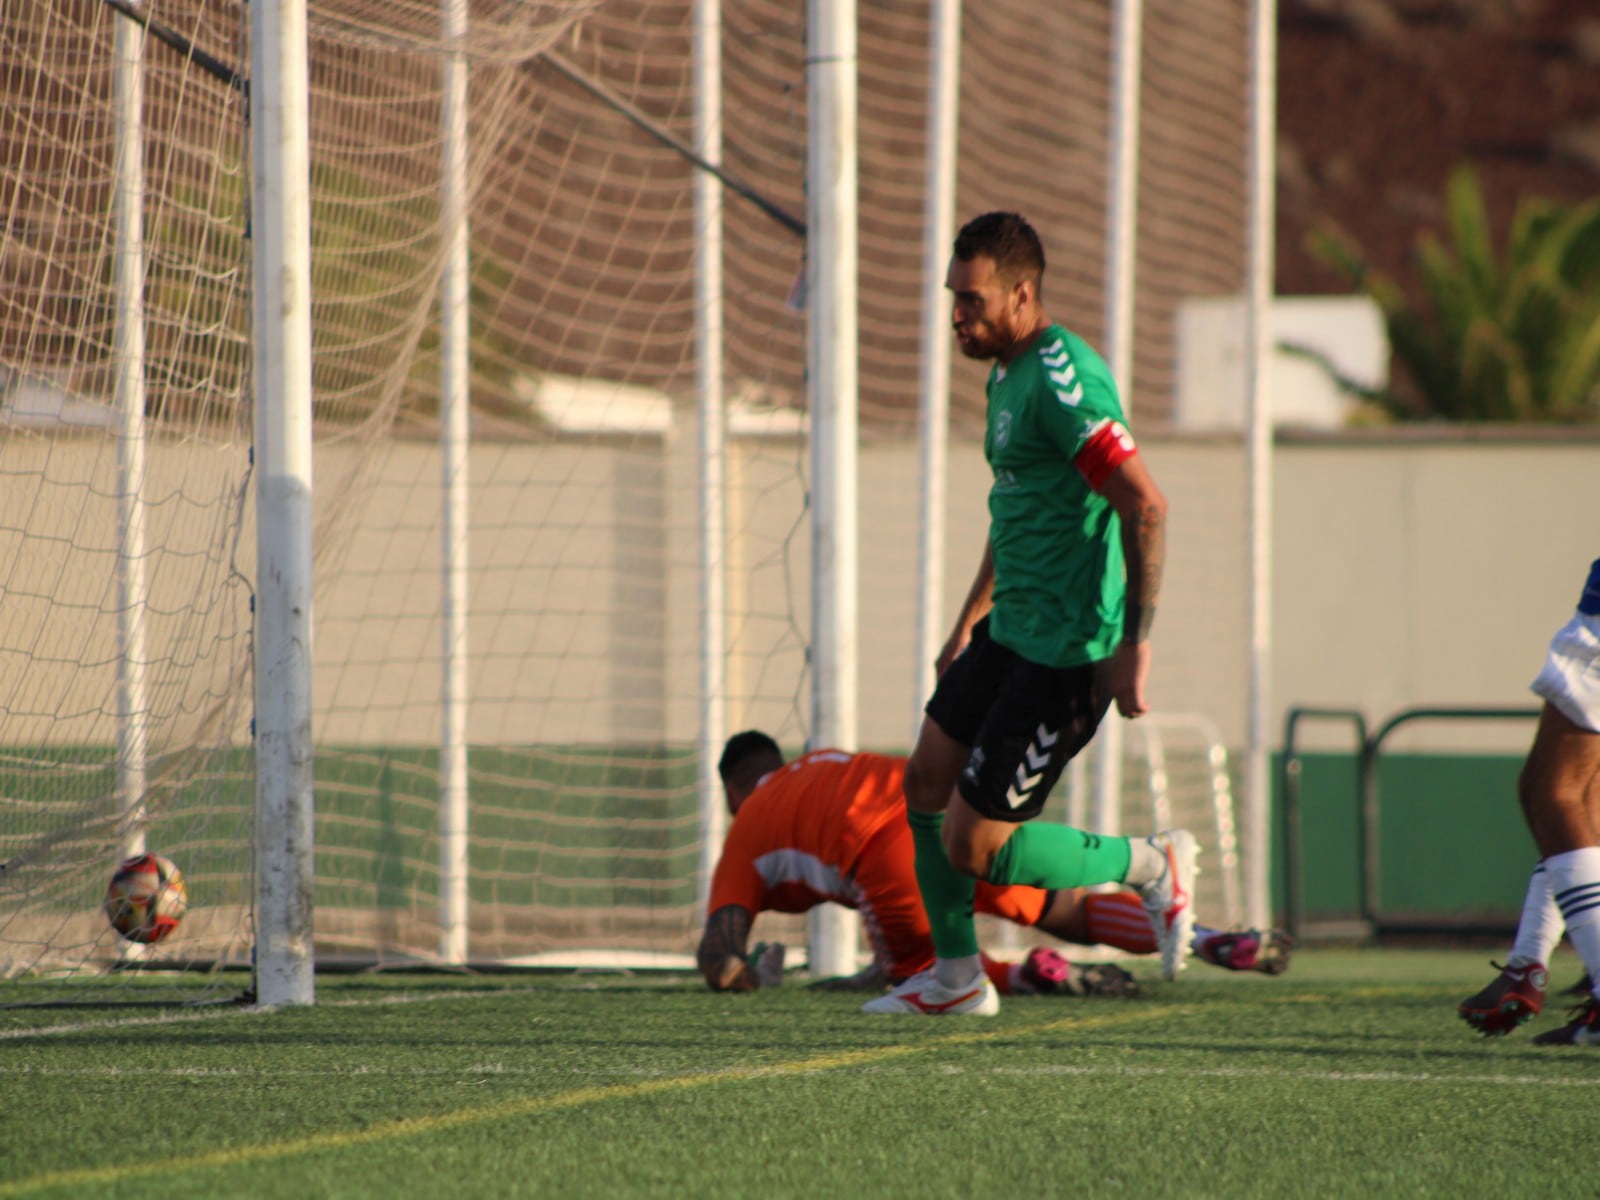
[1075,418,1137,489]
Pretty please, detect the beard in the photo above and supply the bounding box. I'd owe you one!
[955,321,1010,360]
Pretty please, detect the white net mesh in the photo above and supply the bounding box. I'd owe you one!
[1120,714,1244,929]
[0,0,1251,992]
[2,0,256,991]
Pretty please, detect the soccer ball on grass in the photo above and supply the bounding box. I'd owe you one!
[103,853,188,944]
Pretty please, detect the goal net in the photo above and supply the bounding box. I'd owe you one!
[1,0,1252,995]
[1,0,257,993]
[1119,714,1244,928]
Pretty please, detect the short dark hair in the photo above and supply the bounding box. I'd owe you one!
[718,730,783,784]
[952,211,1045,289]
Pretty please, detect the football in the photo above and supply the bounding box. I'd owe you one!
[103,853,189,944]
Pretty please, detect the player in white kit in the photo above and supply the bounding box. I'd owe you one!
[1459,559,1600,1045]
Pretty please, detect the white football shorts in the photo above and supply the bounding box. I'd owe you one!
[1531,610,1600,734]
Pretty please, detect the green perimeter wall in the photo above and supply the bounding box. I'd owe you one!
[1276,752,1535,930]
[84,745,1535,933]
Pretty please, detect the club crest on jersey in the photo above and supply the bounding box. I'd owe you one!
[993,409,1013,449]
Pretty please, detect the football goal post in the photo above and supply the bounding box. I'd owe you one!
[0,0,1271,1001]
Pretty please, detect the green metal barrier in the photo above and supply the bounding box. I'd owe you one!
[1281,705,1540,940]
[1280,707,1366,940]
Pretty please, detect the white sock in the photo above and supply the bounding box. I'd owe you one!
[1124,837,1166,888]
[1507,862,1564,968]
[934,953,983,990]
[1544,847,1600,994]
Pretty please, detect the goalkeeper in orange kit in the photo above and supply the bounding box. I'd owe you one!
[698,731,1291,996]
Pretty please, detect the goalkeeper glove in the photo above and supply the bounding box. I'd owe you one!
[744,941,786,989]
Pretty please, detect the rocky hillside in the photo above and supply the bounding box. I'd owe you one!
[1277,0,1600,299]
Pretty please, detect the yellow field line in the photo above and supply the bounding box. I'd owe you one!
[0,1005,1178,1195]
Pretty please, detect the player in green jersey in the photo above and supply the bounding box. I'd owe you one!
[864,212,1197,1016]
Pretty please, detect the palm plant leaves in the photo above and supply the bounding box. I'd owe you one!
[1309,165,1600,422]
[1550,287,1600,418]
[1444,166,1497,309]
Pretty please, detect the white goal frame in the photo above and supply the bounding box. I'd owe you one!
[1121,712,1245,929]
[0,0,1275,991]
[236,0,1278,978]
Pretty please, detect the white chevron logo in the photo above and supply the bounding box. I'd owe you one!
[1041,346,1068,368]
[1006,724,1060,807]
[1048,361,1082,405]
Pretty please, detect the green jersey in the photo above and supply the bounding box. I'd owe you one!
[983,323,1130,668]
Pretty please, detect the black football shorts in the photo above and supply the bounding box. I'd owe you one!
[924,616,1110,822]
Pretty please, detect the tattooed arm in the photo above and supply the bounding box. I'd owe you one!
[697,903,758,991]
[1095,451,1167,718]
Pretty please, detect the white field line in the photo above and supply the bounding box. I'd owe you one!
[982,1062,1600,1087]
[2,1058,1598,1089]
[7,991,1598,1098]
[2,1005,1596,1196]
[0,985,543,1041]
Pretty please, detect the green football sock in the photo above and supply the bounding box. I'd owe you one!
[907,808,980,960]
[987,823,1132,890]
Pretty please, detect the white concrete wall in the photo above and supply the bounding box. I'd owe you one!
[5,430,1594,755]
[311,429,1599,755]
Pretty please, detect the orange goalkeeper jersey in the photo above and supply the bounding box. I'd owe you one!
[707,749,1048,981]
[707,749,906,915]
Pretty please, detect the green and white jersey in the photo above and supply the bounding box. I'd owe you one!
[983,323,1130,668]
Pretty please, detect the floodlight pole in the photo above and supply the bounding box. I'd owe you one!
[806,0,861,979]
[250,0,317,1007]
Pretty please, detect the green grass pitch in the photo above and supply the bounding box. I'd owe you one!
[2,948,1594,1198]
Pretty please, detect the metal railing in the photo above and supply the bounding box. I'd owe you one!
[1280,705,1540,939]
